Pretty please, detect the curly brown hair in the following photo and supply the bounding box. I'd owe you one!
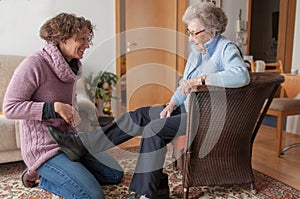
[39,12,95,45]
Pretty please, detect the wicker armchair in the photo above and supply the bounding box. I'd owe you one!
[181,73,284,198]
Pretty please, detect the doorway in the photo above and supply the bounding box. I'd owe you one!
[249,0,280,62]
[246,0,296,72]
[115,0,188,111]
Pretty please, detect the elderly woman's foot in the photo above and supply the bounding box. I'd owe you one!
[47,126,86,161]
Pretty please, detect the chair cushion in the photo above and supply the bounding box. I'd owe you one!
[269,98,300,111]
[0,115,18,151]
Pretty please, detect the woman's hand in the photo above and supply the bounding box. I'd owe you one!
[160,101,177,118]
[180,76,208,94]
[180,78,199,94]
[54,102,81,127]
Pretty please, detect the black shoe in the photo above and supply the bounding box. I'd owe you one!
[155,188,169,199]
[47,126,86,161]
[124,193,143,199]
[155,173,170,199]
[125,173,169,199]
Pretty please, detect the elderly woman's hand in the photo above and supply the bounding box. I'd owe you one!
[160,101,177,118]
[180,76,209,94]
[180,78,199,94]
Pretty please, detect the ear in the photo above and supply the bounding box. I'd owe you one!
[58,40,66,49]
[60,39,67,45]
[212,29,217,36]
[209,30,217,39]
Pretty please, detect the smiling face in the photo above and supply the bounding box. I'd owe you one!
[187,20,214,53]
[58,29,90,62]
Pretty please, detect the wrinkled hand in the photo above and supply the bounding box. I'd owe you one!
[54,102,81,127]
[160,102,177,118]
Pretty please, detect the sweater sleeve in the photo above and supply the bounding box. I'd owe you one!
[169,49,199,106]
[3,57,44,121]
[208,43,250,88]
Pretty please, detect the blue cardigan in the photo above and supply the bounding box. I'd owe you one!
[170,34,250,111]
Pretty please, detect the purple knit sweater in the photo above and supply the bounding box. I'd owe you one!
[3,44,82,180]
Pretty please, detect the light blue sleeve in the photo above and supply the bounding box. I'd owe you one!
[208,43,250,88]
[169,50,197,106]
[170,77,186,106]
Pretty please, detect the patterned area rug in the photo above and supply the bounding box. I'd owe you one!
[1,146,300,199]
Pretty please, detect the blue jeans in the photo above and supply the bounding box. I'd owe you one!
[37,151,123,199]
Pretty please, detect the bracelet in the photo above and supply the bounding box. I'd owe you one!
[201,75,207,85]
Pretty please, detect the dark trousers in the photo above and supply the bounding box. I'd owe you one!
[78,105,187,198]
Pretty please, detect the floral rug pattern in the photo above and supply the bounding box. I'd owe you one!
[1,147,300,199]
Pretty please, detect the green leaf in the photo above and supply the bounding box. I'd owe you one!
[83,71,119,102]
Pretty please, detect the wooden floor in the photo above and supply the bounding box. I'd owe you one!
[252,125,300,190]
[118,125,300,190]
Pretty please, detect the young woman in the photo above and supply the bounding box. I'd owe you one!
[3,13,123,199]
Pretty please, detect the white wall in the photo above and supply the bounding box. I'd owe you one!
[0,0,116,77]
[221,0,248,42]
[292,0,300,70]
[1,0,299,73]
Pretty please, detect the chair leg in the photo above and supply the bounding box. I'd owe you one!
[183,187,189,199]
[276,115,283,157]
[281,143,300,154]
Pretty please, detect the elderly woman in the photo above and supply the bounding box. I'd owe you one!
[3,13,123,199]
[46,2,250,199]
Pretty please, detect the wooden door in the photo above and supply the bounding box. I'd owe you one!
[116,0,187,111]
[276,0,296,73]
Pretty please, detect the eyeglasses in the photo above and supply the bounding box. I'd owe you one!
[185,29,206,37]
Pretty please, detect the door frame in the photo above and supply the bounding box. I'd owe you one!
[246,0,296,72]
[115,0,188,76]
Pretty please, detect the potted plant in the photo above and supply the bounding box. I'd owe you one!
[84,71,119,116]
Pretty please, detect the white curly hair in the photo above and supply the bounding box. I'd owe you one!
[182,2,228,34]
